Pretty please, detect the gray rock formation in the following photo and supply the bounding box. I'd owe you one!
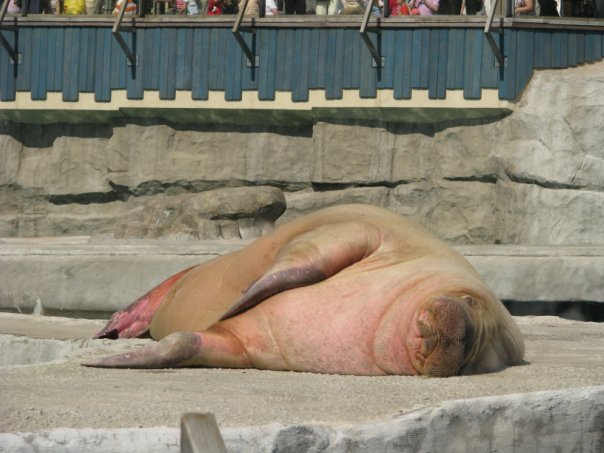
[0,61,603,245]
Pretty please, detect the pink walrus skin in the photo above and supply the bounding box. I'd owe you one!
[85,204,524,377]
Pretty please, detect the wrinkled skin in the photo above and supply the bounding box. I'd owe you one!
[85,204,524,377]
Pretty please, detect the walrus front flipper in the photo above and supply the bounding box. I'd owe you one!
[94,267,195,339]
[83,330,249,369]
[220,221,381,320]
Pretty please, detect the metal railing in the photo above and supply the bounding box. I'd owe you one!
[484,0,505,66]
[112,0,137,65]
[232,0,264,68]
[0,0,19,63]
[360,0,383,67]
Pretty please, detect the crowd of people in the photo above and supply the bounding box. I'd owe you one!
[4,0,561,16]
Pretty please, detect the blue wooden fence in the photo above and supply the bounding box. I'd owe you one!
[1,18,603,105]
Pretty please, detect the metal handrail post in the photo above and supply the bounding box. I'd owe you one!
[112,0,136,65]
[232,0,258,68]
[484,0,505,66]
[359,0,382,67]
[0,0,19,63]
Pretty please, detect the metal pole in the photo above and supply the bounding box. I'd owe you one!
[112,0,136,65]
[0,0,20,64]
[359,0,382,67]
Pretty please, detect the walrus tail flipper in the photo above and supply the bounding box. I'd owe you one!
[83,330,249,369]
[220,221,381,320]
[93,266,196,339]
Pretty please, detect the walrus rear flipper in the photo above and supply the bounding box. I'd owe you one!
[220,221,381,321]
[94,267,195,339]
[83,330,249,369]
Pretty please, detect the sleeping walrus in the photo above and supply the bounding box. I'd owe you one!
[85,204,524,377]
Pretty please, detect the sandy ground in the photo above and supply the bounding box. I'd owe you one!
[0,313,603,433]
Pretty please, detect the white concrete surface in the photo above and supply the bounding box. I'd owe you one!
[0,313,603,452]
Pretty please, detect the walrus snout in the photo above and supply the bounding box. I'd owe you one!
[409,295,476,377]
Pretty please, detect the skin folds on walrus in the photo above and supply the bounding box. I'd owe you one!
[85,204,525,377]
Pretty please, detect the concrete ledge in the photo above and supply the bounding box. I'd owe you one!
[1,387,602,453]
[1,238,603,314]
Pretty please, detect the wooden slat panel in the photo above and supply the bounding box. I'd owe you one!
[53,28,65,93]
[376,29,394,90]
[533,30,543,68]
[567,31,578,67]
[0,32,8,100]
[315,28,328,89]
[533,30,546,69]
[350,28,361,90]
[210,28,226,92]
[419,28,430,89]
[333,28,345,98]
[410,29,430,89]
[274,28,289,91]
[427,28,448,99]
[158,28,176,100]
[94,28,112,102]
[240,30,258,92]
[37,27,48,99]
[436,29,448,98]
[46,28,57,92]
[175,28,192,91]
[30,27,44,100]
[0,30,16,101]
[446,28,465,90]
[585,31,597,62]
[306,27,320,89]
[359,31,376,99]
[410,28,423,88]
[551,32,563,68]
[283,28,295,92]
[590,32,604,61]
[575,31,585,65]
[292,28,311,102]
[593,31,602,60]
[126,28,145,100]
[143,27,160,90]
[84,28,97,92]
[498,30,515,100]
[325,28,338,99]
[62,27,79,101]
[15,27,31,92]
[463,29,482,100]
[77,27,88,93]
[191,28,209,100]
[515,29,534,99]
[141,27,153,91]
[342,28,358,90]
[111,33,128,90]
[393,29,412,99]
[225,28,242,101]
[427,28,439,99]
[481,29,499,90]
[258,28,277,100]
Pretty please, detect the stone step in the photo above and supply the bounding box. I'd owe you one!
[1,237,603,314]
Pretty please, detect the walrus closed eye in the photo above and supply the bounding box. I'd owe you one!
[84,204,525,377]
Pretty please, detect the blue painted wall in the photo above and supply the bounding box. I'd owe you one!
[1,22,603,104]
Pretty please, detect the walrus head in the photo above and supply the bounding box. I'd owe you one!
[408,293,525,377]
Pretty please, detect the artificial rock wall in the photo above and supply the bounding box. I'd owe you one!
[1,61,603,246]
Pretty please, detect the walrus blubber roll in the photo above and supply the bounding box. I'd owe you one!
[85,204,524,377]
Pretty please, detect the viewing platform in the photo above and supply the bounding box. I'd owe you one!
[1,5,604,124]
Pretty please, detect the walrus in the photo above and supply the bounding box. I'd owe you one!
[85,204,524,377]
